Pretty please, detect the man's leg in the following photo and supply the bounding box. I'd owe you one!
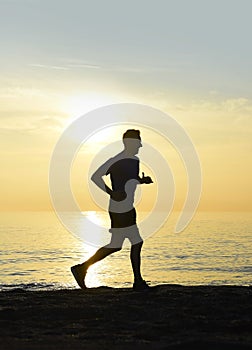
[71,242,122,289]
[84,245,121,267]
[130,240,150,291]
[130,241,143,282]
[71,245,121,289]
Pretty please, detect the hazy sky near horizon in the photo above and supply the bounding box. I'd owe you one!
[1,0,252,212]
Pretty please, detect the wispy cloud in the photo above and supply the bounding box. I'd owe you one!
[0,86,51,99]
[178,97,252,114]
[29,62,102,71]
[67,63,101,69]
[29,60,180,74]
[104,66,177,73]
[0,113,64,133]
[30,64,69,71]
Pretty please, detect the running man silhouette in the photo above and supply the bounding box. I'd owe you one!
[71,129,153,291]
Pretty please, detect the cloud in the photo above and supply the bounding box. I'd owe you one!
[0,86,50,99]
[29,59,180,74]
[67,63,101,69]
[175,97,252,115]
[30,64,69,71]
[0,113,64,133]
[221,98,250,113]
[29,62,102,71]
[104,66,178,73]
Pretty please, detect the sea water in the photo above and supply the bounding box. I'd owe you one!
[0,211,251,290]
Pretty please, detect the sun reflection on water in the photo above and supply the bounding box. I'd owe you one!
[78,211,111,287]
[0,211,251,290]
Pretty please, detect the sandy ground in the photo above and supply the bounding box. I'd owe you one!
[0,284,251,349]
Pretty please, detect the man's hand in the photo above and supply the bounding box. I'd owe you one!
[140,172,153,184]
[110,191,127,201]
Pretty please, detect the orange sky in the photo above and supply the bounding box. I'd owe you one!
[1,1,252,213]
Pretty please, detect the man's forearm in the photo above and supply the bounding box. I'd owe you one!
[91,174,112,195]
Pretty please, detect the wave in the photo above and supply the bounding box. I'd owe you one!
[0,282,74,292]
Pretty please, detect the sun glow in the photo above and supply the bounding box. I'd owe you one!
[76,211,110,288]
[63,92,120,118]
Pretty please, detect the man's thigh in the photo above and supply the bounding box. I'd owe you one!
[108,225,143,248]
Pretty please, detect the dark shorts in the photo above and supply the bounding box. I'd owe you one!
[109,208,136,228]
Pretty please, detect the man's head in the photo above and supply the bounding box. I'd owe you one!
[122,129,142,155]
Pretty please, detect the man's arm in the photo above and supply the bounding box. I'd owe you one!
[91,158,126,201]
[91,160,112,195]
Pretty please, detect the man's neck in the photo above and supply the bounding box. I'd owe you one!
[123,149,136,158]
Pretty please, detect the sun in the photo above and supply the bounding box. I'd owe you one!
[63,92,126,150]
[64,92,119,118]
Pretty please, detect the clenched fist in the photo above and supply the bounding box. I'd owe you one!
[140,172,153,184]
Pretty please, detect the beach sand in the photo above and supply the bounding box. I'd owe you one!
[0,285,251,349]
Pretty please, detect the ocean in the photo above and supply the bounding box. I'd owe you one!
[0,211,251,291]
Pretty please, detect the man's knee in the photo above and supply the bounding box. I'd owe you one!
[131,241,143,250]
[113,246,122,252]
[106,246,122,253]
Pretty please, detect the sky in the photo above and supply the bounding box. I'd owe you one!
[0,0,252,212]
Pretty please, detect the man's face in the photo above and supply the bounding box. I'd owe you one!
[124,138,142,155]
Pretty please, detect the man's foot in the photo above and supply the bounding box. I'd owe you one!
[133,279,150,292]
[71,264,87,289]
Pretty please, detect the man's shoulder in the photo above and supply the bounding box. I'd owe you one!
[105,152,123,174]
[113,154,139,164]
[110,152,139,162]
[107,154,139,173]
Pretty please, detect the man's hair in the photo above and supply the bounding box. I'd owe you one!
[122,129,141,140]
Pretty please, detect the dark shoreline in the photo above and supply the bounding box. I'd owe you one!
[0,284,251,349]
